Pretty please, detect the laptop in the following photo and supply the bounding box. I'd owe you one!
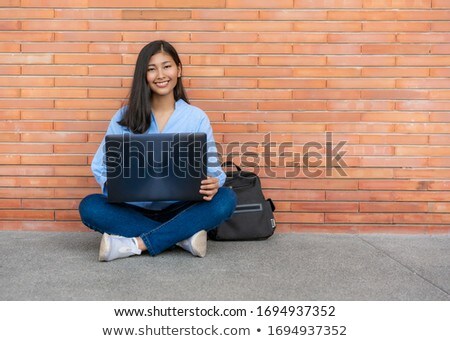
[105,133,207,203]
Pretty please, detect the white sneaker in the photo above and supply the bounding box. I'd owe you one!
[176,230,207,258]
[98,233,142,262]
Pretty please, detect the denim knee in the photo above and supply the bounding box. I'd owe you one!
[214,187,237,220]
[78,193,104,222]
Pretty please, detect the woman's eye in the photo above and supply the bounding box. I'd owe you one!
[164,65,171,69]
[147,68,155,72]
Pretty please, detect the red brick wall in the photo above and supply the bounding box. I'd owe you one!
[1,0,449,233]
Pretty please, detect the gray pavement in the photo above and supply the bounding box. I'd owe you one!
[0,231,448,301]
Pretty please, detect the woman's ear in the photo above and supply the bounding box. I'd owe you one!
[177,64,182,78]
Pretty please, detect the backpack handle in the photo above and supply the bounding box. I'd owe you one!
[221,161,242,171]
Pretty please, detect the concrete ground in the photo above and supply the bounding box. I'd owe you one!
[0,231,448,301]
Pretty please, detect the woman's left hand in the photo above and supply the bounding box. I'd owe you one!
[200,176,219,201]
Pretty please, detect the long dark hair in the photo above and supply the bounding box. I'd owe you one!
[119,40,189,133]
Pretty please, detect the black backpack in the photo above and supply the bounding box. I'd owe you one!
[208,162,276,241]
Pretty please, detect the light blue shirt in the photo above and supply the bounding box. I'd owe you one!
[91,99,226,210]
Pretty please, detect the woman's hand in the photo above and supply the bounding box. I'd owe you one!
[200,176,219,201]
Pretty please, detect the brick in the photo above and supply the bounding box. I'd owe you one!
[87,111,115,121]
[89,0,155,7]
[327,100,395,111]
[224,112,292,122]
[397,56,450,66]
[88,88,128,99]
[54,121,109,132]
[429,134,450,143]
[328,56,395,66]
[429,158,450,167]
[429,203,450,213]
[0,66,20,75]
[190,55,257,66]
[258,123,325,132]
[361,202,428,213]
[155,0,224,7]
[22,65,88,76]
[328,78,396,88]
[22,199,79,210]
[122,32,190,43]
[89,65,134,76]
[395,123,450,134]
[394,214,450,224]
[397,33,449,43]
[295,21,361,31]
[22,43,88,53]
[258,101,327,111]
[227,0,293,8]
[363,21,430,31]
[183,66,225,77]
[397,101,450,111]
[293,90,360,100]
[327,123,395,133]
[55,54,121,64]
[265,189,325,201]
[189,78,257,89]
[55,76,122,87]
[55,9,122,19]
[259,79,326,89]
[195,101,257,111]
[432,45,450,54]
[328,33,395,43]
[294,44,360,54]
[157,21,224,31]
[0,20,20,30]
[21,0,88,7]
[360,157,427,167]
[21,110,88,120]
[225,22,293,32]
[294,0,362,8]
[22,20,88,30]
[0,199,21,209]
[224,44,292,54]
[21,132,87,143]
[55,210,81,221]
[259,55,326,66]
[361,112,429,122]
[0,132,20,142]
[0,99,54,109]
[0,9,54,18]
[326,213,392,223]
[0,32,53,41]
[0,210,54,221]
[363,0,431,8]
[362,67,429,77]
[54,166,91,176]
[55,32,121,42]
[276,212,324,224]
[0,76,54,87]
[397,78,449,89]
[394,169,450,179]
[123,10,192,20]
[224,90,291,100]
[192,9,257,20]
[328,10,396,20]
[433,0,450,7]
[261,10,326,20]
[291,202,358,212]
[397,10,450,20]
[0,155,20,164]
[0,188,54,199]
[358,180,428,190]
[396,146,450,156]
[22,88,87,98]
[0,54,53,64]
[0,143,53,154]
[259,32,327,43]
[21,155,87,165]
[361,90,429,100]
[293,67,360,77]
[1,89,20,97]
[362,44,431,54]
[53,144,98,154]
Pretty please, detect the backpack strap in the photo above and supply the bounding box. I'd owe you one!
[221,160,242,172]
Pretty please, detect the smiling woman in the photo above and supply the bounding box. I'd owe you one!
[78,40,237,262]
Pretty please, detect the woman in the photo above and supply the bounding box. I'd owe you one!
[79,40,236,262]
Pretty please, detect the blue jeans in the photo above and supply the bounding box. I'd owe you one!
[78,187,236,256]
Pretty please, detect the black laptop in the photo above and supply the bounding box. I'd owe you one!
[105,133,207,203]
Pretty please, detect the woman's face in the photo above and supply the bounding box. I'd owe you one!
[146,52,181,99]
